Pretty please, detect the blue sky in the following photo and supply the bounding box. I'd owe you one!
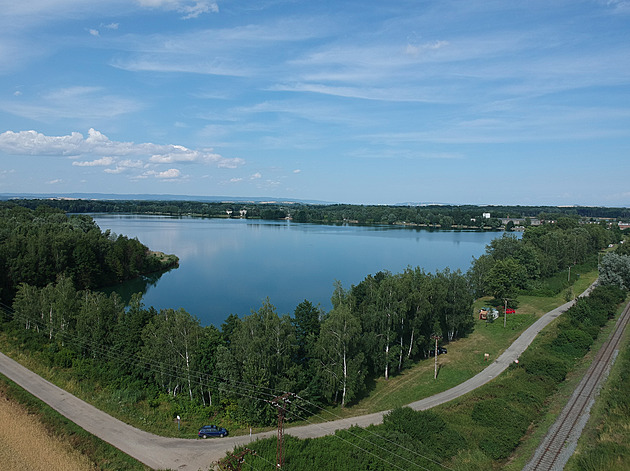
[0,0,629,206]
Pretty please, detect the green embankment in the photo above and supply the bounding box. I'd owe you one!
[564,314,630,471]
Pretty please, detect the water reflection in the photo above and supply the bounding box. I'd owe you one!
[92,215,507,326]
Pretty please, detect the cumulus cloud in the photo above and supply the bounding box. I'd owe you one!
[136,0,219,19]
[0,128,243,183]
[89,28,99,37]
[250,172,262,179]
[155,168,181,179]
[143,168,182,179]
[0,128,243,168]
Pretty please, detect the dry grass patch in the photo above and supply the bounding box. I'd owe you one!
[0,391,95,471]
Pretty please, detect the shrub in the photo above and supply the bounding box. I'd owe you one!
[471,398,527,433]
[383,407,465,458]
[552,328,593,358]
[479,432,522,460]
[521,354,568,384]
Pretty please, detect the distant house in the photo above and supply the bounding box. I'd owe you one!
[483,212,491,219]
[500,217,541,226]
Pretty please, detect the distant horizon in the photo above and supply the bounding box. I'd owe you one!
[1,192,628,209]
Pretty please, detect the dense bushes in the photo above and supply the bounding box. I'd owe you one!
[240,409,466,470]
[479,284,624,461]
[568,326,630,470]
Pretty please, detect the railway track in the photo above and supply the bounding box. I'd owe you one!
[524,299,630,471]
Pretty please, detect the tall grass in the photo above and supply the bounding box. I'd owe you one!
[0,375,149,470]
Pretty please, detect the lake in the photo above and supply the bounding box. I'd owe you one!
[92,215,506,326]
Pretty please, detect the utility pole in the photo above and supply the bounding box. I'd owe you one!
[431,334,442,379]
[269,392,295,469]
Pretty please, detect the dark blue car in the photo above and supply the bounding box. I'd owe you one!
[198,425,228,438]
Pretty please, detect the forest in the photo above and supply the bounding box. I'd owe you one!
[1,200,624,430]
[0,203,178,305]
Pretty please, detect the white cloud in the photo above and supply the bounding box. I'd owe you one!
[293,169,301,173]
[72,156,115,166]
[156,168,181,179]
[250,172,262,179]
[230,177,243,183]
[135,0,219,19]
[47,178,62,184]
[89,29,99,37]
[0,128,244,168]
[405,40,449,56]
[143,168,182,179]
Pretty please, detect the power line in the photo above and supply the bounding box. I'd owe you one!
[4,305,452,470]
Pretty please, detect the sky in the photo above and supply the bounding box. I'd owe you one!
[0,0,629,206]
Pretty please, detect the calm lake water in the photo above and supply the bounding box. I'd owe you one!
[92,215,506,326]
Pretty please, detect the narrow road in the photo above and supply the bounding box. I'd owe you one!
[0,286,595,470]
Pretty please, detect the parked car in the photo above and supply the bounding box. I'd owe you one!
[429,347,447,356]
[505,308,516,314]
[198,425,228,438]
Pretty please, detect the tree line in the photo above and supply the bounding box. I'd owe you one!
[0,203,177,305]
[469,217,620,300]
[7,198,630,227]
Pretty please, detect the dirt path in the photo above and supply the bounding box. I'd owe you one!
[0,389,95,471]
[0,286,595,470]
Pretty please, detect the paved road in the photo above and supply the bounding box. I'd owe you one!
[0,286,594,470]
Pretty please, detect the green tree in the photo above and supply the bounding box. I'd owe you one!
[599,252,630,289]
[315,301,365,406]
[486,258,527,301]
[141,308,203,400]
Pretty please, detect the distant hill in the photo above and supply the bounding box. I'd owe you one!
[0,192,333,205]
